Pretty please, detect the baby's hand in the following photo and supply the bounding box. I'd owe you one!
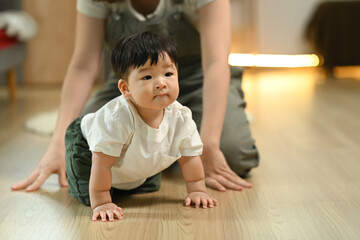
[185,192,218,209]
[92,203,124,222]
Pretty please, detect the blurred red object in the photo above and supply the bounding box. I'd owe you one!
[0,29,18,50]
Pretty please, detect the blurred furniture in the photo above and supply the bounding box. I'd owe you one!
[306,1,360,75]
[0,0,26,100]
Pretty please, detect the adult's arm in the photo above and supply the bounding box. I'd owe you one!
[197,0,252,191]
[11,12,105,191]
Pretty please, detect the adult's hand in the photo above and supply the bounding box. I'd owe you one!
[201,146,252,192]
[11,142,68,192]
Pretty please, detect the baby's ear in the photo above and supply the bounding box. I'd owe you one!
[118,79,131,97]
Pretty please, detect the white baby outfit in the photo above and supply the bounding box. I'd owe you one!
[81,95,203,190]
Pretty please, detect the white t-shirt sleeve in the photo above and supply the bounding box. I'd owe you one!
[178,107,203,156]
[77,0,109,19]
[81,102,133,157]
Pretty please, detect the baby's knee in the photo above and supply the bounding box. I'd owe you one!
[69,192,91,206]
[67,180,91,206]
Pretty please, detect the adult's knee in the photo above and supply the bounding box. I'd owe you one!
[220,132,259,177]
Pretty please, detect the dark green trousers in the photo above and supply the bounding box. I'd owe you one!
[65,117,161,206]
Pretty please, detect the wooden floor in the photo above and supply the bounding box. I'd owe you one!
[1,68,360,239]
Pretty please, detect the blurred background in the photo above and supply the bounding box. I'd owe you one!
[1,0,359,91]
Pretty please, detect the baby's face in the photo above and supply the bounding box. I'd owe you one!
[125,53,179,112]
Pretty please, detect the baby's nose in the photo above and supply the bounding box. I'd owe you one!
[156,79,167,89]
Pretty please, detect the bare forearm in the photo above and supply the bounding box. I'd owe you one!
[186,179,207,193]
[90,152,116,209]
[198,0,231,148]
[178,156,207,193]
[201,63,230,148]
[90,172,113,209]
[51,66,98,146]
[179,156,218,208]
[51,12,105,147]
[90,190,112,209]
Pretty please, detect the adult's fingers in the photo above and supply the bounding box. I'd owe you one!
[232,176,252,188]
[11,170,39,190]
[222,170,252,188]
[215,175,243,191]
[58,170,68,187]
[205,177,226,192]
[25,172,50,192]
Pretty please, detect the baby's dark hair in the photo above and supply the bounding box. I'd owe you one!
[111,31,178,80]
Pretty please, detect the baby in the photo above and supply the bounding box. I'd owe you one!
[65,31,217,222]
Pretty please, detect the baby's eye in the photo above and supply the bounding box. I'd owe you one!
[165,72,173,77]
[142,75,152,80]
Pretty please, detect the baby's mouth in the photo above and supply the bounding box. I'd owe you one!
[155,92,168,97]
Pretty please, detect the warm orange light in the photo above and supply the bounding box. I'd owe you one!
[228,54,320,68]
